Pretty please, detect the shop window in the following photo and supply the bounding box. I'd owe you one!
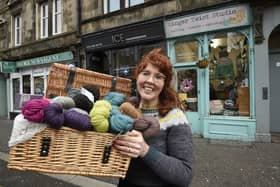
[14,14,21,46]
[177,69,198,112]
[23,75,31,94]
[34,76,44,95]
[12,78,20,110]
[209,32,249,116]
[175,41,199,63]
[111,48,136,79]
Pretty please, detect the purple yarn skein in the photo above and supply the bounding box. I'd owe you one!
[64,108,92,131]
[44,103,64,129]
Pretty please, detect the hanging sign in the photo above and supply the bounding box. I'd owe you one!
[165,4,250,38]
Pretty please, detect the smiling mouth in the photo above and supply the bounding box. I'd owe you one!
[143,85,153,93]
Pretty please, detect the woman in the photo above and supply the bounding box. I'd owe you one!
[113,48,194,187]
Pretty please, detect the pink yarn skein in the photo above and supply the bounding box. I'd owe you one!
[22,98,50,123]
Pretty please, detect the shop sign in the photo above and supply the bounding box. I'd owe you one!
[165,4,250,38]
[0,61,17,73]
[16,51,73,68]
[82,19,165,51]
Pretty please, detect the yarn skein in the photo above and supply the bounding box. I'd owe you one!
[22,98,50,123]
[109,113,134,134]
[64,108,92,131]
[133,116,160,139]
[103,92,126,106]
[127,96,140,108]
[44,103,64,129]
[82,84,100,102]
[72,93,93,113]
[119,102,142,119]
[90,100,112,132]
[108,101,134,134]
[51,96,75,110]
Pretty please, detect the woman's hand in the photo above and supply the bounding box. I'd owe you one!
[112,130,149,158]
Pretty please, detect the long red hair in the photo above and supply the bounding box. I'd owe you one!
[134,48,182,117]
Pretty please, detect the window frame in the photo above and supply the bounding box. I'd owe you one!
[103,0,144,14]
[52,0,62,35]
[40,2,48,39]
[14,15,22,46]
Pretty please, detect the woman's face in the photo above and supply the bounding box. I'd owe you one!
[137,63,165,107]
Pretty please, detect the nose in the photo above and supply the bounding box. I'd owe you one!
[145,75,155,83]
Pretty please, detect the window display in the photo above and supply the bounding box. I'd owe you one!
[177,69,198,112]
[209,32,249,116]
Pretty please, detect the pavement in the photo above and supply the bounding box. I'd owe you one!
[0,118,280,187]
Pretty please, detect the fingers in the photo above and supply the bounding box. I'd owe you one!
[112,130,148,158]
[113,143,140,158]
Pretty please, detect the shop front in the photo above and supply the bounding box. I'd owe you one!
[165,3,256,141]
[3,51,74,119]
[81,18,166,93]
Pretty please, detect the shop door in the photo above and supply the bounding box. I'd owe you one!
[269,51,280,132]
[176,67,201,134]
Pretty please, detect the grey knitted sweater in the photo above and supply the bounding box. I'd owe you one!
[118,108,194,187]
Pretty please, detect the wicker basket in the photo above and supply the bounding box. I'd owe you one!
[8,127,130,178]
[8,63,132,178]
[46,63,132,98]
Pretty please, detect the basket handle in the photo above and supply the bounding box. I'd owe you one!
[110,77,117,91]
[65,66,76,93]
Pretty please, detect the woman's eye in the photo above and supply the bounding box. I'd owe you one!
[155,75,165,81]
[142,72,150,76]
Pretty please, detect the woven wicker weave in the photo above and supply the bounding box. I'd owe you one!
[46,63,132,98]
[8,63,132,178]
[8,127,130,178]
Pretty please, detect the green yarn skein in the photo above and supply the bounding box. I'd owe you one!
[90,100,112,132]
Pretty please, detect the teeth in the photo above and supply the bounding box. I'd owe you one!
[144,86,152,92]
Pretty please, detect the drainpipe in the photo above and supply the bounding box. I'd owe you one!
[76,0,81,67]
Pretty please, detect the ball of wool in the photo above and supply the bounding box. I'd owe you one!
[119,102,142,119]
[109,113,134,134]
[22,98,50,123]
[67,88,81,98]
[103,92,126,106]
[64,108,92,131]
[82,84,100,102]
[90,100,112,132]
[127,96,140,108]
[44,103,64,129]
[51,96,75,110]
[133,116,160,139]
[72,93,93,113]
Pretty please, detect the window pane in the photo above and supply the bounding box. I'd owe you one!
[109,0,120,12]
[177,69,198,112]
[41,3,48,38]
[53,0,62,34]
[12,78,20,110]
[34,76,44,96]
[130,0,144,6]
[112,48,136,79]
[175,41,199,63]
[209,32,250,116]
[14,15,21,46]
[23,75,31,94]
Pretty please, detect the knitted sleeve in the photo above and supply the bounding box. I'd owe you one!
[142,123,194,187]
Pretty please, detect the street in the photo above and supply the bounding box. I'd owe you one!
[1,119,280,187]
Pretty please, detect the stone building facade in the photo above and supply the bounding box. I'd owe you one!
[0,0,279,142]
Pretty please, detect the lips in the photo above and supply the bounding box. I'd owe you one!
[143,84,153,93]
